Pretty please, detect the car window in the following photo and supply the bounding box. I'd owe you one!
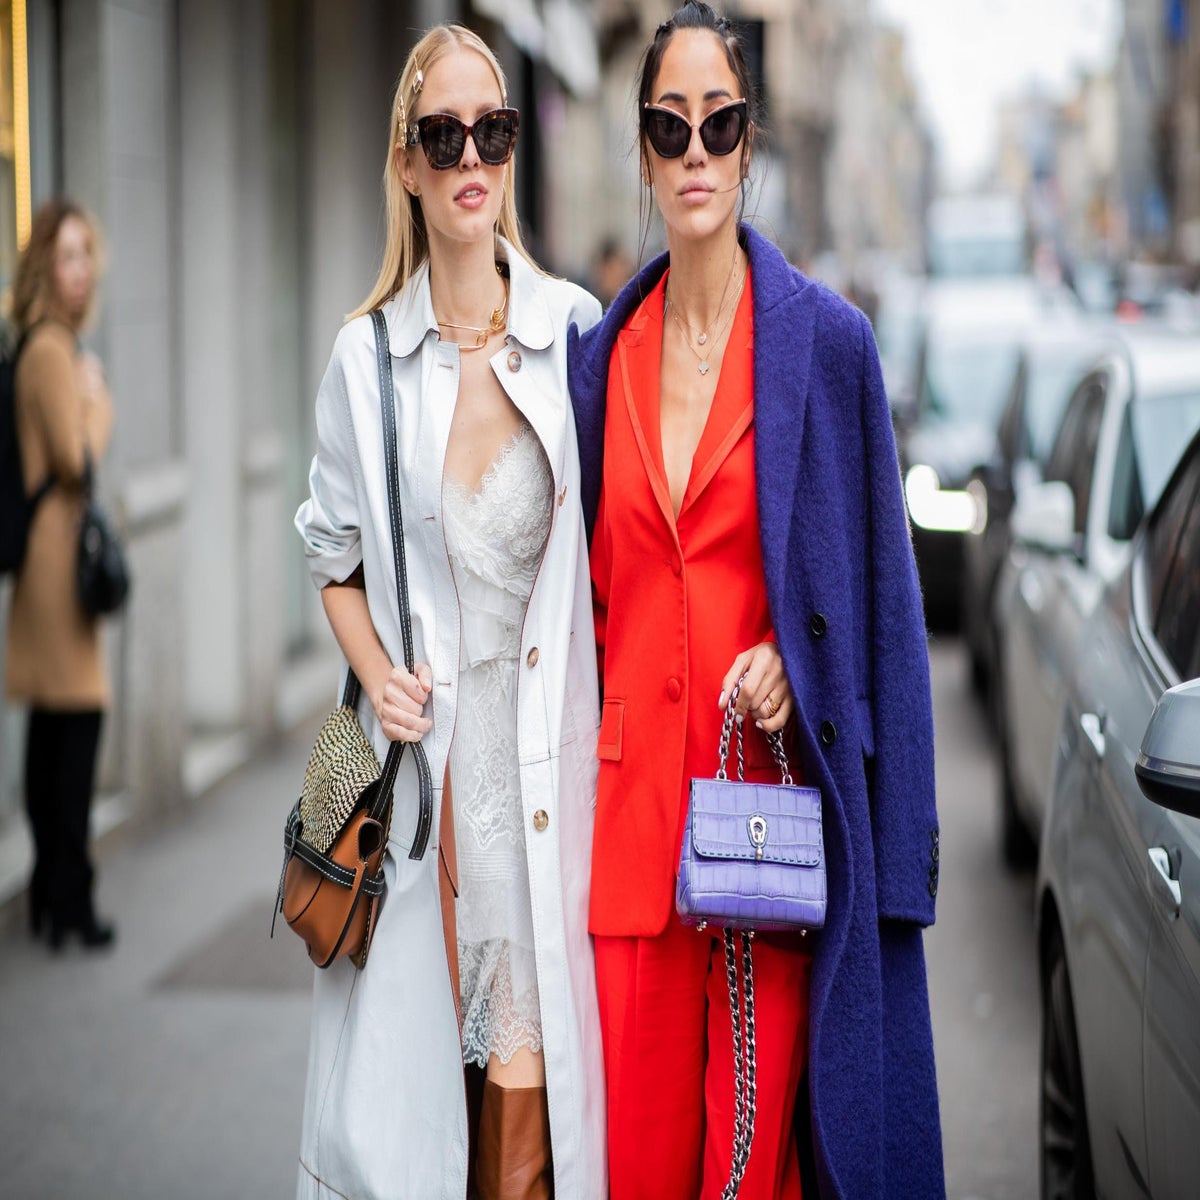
[1025,352,1094,464]
[1045,374,1107,535]
[996,363,1026,463]
[1133,389,1200,510]
[1108,407,1143,541]
[1144,442,1200,677]
[1153,472,1200,681]
[921,338,1021,427]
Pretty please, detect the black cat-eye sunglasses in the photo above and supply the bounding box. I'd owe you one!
[641,98,748,159]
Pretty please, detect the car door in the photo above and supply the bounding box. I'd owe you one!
[1137,452,1200,1200]
[1006,373,1108,829]
[1053,556,1161,1194]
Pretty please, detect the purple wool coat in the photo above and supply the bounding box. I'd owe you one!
[567,225,946,1199]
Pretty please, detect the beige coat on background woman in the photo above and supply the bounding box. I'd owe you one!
[6,321,113,708]
[6,198,117,952]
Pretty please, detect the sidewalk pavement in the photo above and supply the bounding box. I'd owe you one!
[0,715,323,1200]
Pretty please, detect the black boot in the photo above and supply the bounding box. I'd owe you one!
[49,909,116,951]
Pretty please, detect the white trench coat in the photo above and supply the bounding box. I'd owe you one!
[293,243,605,1200]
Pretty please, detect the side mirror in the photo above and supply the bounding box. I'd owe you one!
[1136,678,1200,819]
[1011,480,1076,555]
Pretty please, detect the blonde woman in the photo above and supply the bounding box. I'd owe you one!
[293,24,605,1200]
[5,199,115,952]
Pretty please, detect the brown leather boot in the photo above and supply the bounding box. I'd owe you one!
[475,1079,553,1200]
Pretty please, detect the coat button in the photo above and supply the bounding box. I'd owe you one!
[809,612,827,638]
[533,809,549,832]
[820,720,837,746]
[526,647,539,668]
[928,879,938,898]
[931,828,939,847]
[666,677,682,702]
[507,349,522,372]
[931,844,939,863]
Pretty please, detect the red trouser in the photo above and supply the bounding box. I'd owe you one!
[595,918,812,1200]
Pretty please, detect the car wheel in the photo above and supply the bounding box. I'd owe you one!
[1040,927,1095,1200]
[999,722,1037,869]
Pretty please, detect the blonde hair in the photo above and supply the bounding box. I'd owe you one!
[349,24,540,320]
[12,198,105,333]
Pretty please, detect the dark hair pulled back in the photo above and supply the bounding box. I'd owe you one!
[633,2,758,262]
[637,1,756,131]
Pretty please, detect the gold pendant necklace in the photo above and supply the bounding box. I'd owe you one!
[667,267,746,375]
[665,244,739,348]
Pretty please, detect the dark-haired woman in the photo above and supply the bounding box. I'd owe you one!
[568,3,944,1197]
[6,199,115,952]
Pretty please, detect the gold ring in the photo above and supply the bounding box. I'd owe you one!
[763,695,779,718]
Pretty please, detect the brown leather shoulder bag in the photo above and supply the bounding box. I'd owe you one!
[272,309,433,969]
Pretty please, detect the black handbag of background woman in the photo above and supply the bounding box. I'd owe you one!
[77,452,130,616]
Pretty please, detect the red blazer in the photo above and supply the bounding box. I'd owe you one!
[589,273,794,937]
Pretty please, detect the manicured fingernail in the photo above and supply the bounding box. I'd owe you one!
[718,691,726,707]
[755,720,763,729]
[735,713,744,725]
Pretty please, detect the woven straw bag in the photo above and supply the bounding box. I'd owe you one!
[299,703,386,853]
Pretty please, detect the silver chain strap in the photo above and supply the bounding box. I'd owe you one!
[722,931,746,1200]
[720,928,758,1198]
[715,675,793,785]
[714,674,786,1196]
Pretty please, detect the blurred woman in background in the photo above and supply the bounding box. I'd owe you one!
[6,199,115,952]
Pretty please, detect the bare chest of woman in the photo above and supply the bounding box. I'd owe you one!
[444,349,527,490]
[659,334,724,518]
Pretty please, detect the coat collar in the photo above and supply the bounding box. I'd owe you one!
[572,224,821,570]
[573,224,806,387]
[383,236,555,359]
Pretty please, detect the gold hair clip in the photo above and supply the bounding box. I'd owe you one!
[412,68,423,96]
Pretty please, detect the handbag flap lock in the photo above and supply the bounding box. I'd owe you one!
[688,779,823,867]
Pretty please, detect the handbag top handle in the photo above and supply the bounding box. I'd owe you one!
[338,311,433,861]
[715,675,794,786]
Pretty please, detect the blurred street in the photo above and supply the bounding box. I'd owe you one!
[0,2,1198,1196]
[0,638,1040,1200]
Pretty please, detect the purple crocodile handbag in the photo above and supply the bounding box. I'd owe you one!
[676,674,826,1198]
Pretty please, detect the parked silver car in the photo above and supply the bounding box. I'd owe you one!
[993,328,1200,864]
[897,276,1075,626]
[1037,425,1200,1199]
[961,319,1109,701]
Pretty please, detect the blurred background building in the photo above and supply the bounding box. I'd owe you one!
[0,0,1198,910]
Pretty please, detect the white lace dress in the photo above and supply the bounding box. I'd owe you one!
[443,424,552,1067]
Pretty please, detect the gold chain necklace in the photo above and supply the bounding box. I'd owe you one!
[436,271,509,352]
[666,266,746,376]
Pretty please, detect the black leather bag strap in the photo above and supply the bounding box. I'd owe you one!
[337,311,433,861]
